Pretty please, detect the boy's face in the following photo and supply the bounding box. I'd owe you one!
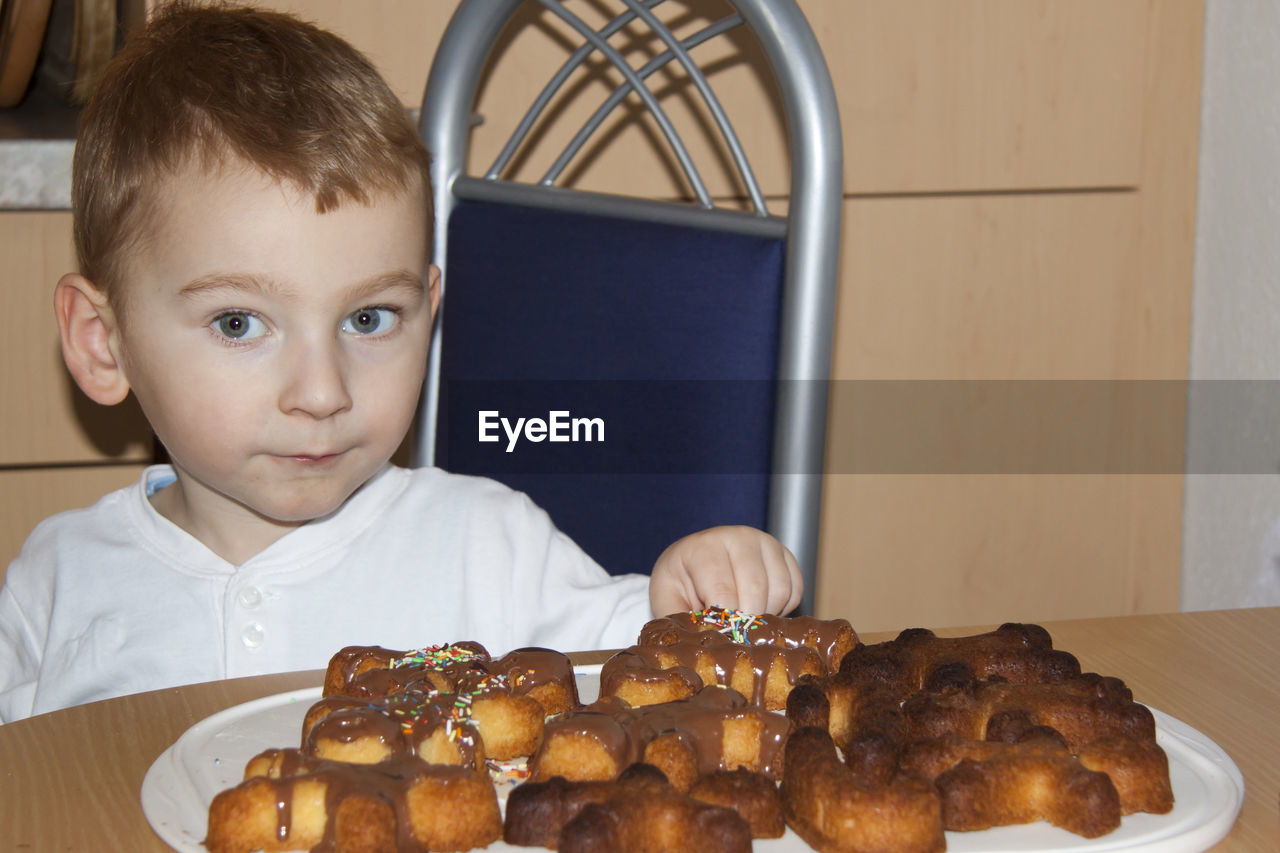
[112,162,435,556]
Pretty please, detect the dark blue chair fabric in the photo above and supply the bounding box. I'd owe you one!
[436,198,786,575]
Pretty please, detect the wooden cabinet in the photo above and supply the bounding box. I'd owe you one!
[1,0,1203,630]
[814,0,1201,629]
[0,211,152,570]
[0,212,151,466]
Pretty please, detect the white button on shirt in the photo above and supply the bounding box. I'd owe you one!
[237,587,263,609]
[241,623,265,648]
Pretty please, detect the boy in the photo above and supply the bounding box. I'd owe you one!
[0,2,802,722]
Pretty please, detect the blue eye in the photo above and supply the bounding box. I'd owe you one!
[342,306,399,336]
[212,312,265,341]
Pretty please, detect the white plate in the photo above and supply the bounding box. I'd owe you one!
[142,666,1243,852]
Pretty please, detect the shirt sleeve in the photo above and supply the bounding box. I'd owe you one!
[485,485,653,653]
[0,547,52,724]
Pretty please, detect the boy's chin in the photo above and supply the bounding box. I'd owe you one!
[238,479,367,526]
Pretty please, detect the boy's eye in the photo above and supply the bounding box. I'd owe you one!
[342,306,398,336]
[212,312,265,341]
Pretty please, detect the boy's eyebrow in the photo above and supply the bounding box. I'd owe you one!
[177,270,426,301]
[177,273,281,300]
[346,269,426,301]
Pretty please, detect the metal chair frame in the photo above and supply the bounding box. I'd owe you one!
[417,0,842,614]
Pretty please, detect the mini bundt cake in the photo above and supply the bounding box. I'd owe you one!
[324,643,579,716]
[898,731,1173,818]
[837,623,1081,700]
[301,677,546,766]
[901,673,1157,750]
[688,767,785,838]
[599,607,856,709]
[780,726,946,853]
[505,762,755,852]
[933,751,1122,837]
[640,607,858,669]
[205,751,501,853]
[530,686,790,792]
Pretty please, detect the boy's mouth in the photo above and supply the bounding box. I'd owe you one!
[283,452,343,464]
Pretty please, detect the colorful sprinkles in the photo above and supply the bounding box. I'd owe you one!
[390,644,488,670]
[693,605,763,644]
[366,673,512,743]
[486,758,530,783]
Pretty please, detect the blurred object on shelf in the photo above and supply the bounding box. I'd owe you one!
[36,0,116,104]
[0,0,55,107]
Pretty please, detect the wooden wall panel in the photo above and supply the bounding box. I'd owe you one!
[812,0,1148,193]
[813,192,1185,628]
[814,0,1204,629]
[815,474,1181,632]
[0,212,151,467]
[177,1,1146,199]
[262,0,456,107]
[833,193,1144,380]
[0,466,150,577]
[461,0,1147,198]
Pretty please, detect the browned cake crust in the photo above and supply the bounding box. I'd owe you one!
[1076,736,1176,815]
[504,764,672,848]
[838,623,1081,700]
[901,673,1157,751]
[899,731,1172,818]
[934,752,1122,837]
[205,751,501,853]
[784,624,1175,840]
[558,787,753,853]
[530,687,791,792]
[504,762,753,852]
[780,727,946,853]
[688,767,786,838]
[599,608,856,710]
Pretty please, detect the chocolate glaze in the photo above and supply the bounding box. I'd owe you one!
[535,687,791,780]
[326,643,579,709]
[641,611,856,670]
[486,647,581,707]
[220,749,497,852]
[303,687,484,768]
[601,640,821,707]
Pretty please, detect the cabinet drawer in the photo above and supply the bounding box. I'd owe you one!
[0,212,152,466]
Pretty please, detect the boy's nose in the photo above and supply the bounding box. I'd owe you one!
[278,338,353,419]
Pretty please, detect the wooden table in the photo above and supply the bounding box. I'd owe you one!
[0,608,1275,851]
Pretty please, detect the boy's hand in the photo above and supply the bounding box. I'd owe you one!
[648,526,803,617]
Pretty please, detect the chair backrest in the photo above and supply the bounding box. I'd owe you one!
[417,0,842,614]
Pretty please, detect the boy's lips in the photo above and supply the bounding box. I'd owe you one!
[277,450,346,464]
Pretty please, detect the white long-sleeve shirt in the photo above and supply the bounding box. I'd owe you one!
[0,464,651,722]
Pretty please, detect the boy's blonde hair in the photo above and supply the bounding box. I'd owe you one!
[72,1,432,303]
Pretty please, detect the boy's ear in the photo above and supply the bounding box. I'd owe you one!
[54,273,132,406]
[427,263,442,320]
